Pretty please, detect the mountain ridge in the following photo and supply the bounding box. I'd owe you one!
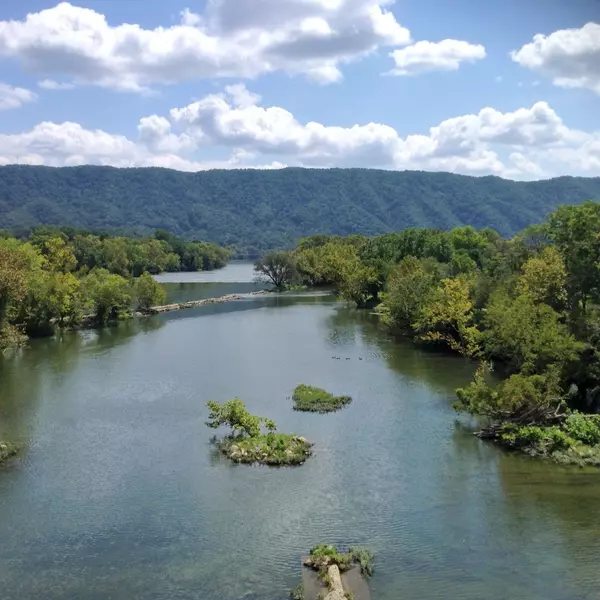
[0,165,599,253]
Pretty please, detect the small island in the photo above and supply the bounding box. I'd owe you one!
[292,385,352,414]
[0,441,18,465]
[293,544,373,600]
[206,398,313,466]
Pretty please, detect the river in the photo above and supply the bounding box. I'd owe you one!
[0,262,599,600]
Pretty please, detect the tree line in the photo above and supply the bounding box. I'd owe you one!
[256,201,600,463]
[0,227,229,348]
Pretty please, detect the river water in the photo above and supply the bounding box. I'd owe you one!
[1,262,599,600]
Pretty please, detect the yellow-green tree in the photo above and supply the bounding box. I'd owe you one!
[414,276,481,357]
[516,246,567,309]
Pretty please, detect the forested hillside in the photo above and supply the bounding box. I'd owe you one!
[0,165,599,254]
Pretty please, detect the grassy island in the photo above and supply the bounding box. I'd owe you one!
[292,385,352,413]
[303,544,373,578]
[0,441,18,464]
[206,398,312,466]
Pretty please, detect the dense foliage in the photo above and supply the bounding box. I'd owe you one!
[205,399,312,466]
[1,165,599,255]
[0,228,227,347]
[276,201,600,464]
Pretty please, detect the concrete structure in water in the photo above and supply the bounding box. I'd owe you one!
[324,565,345,600]
[301,561,371,600]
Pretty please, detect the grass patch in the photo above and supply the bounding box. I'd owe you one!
[303,544,373,578]
[292,384,352,413]
[0,441,18,464]
[219,433,313,466]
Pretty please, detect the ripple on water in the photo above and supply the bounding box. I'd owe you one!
[1,286,600,599]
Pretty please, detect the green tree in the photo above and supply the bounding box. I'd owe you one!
[455,363,566,424]
[548,201,600,314]
[19,271,85,336]
[377,256,439,329]
[516,245,567,309]
[102,238,131,276]
[205,399,277,438]
[483,290,582,374]
[82,269,132,323]
[40,236,77,273]
[414,276,481,357]
[135,272,166,311]
[255,251,297,289]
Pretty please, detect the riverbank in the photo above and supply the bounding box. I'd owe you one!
[477,414,600,467]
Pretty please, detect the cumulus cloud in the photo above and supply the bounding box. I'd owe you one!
[0,82,37,109]
[389,39,486,75]
[0,120,285,171]
[0,1,411,91]
[0,85,598,179]
[511,22,600,95]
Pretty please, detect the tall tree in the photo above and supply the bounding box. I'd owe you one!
[254,251,297,289]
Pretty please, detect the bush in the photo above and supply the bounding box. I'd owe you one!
[563,412,600,446]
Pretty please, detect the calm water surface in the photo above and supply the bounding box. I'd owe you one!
[155,261,265,302]
[1,263,599,600]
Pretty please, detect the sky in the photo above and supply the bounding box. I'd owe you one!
[0,0,598,179]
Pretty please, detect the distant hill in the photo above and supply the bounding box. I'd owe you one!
[0,165,599,253]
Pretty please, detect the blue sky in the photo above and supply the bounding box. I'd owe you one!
[0,0,598,179]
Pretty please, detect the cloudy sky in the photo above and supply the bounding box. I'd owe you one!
[0,0,598,179]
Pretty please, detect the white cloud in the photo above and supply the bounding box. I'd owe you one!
[0,120,285,171]
[0,85,598,179]
[389,39,486,75]
[0,82,37,109]
[511,22,600,95]
[0,1,411,91]
[38,79,76,90]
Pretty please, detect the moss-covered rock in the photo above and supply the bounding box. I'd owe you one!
[293,385,352,413]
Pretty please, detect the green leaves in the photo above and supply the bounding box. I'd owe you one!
[414,276,481,358]
[135,272,166,311]
[205,398,277,438]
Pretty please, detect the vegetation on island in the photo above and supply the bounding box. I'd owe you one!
[304,544,374,578]
[0,227,229,350]
[292,384,352,413]
[1,165,600,255]
[256,201,600,465]
[205,399,313,466]
[0,441,18,465]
